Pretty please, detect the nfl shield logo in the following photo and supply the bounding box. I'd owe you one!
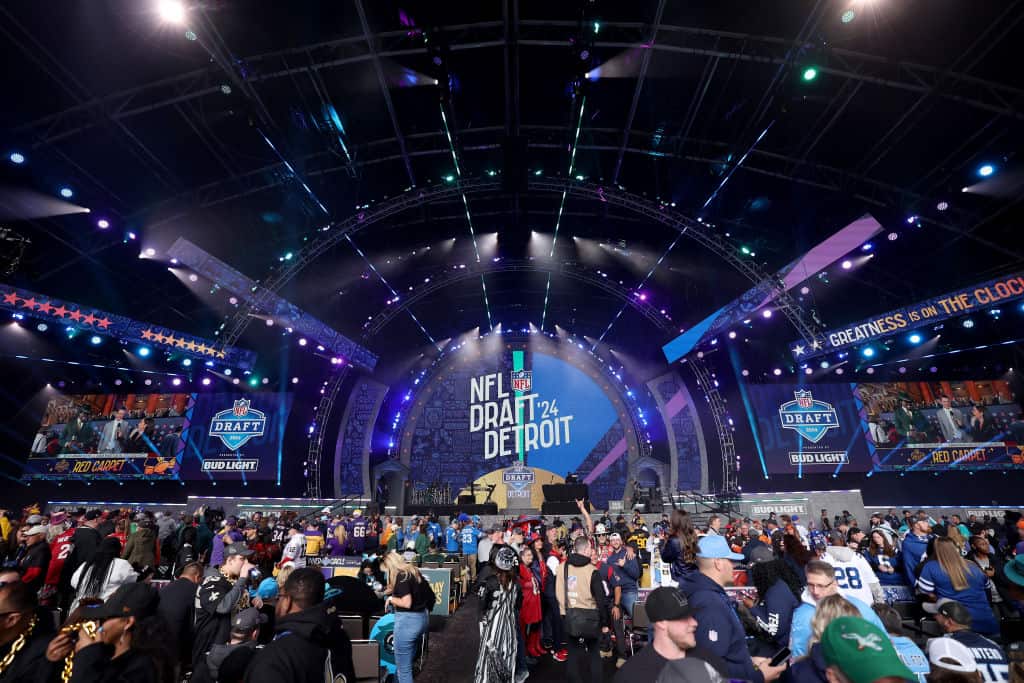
[210,399,267,451]
[795,390,813,408]
[511,370,532,392]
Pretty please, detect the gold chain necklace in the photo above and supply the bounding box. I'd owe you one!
[0,615,37,675]
[59,620,98,683]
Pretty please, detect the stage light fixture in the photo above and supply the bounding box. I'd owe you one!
[962,318,974,328]
[443,175,455,183]
[741,369,749,377]
[127,232,137,240]
[298,338,307,346]
[802,67,819,82]
[977,163,995,177]
[90,335,102,345]
[172,378,182,386]
[292,377,299,384]
[728,331,736,339]
[936,201,949,211]
[740,246,751,255]
[262,377,269,385]
[144,248,156,257]
[841,260,852,270]
[8,152,25,164]
[202,377,211,386]
[861,243,873,252]
[137,346,151,357]
[248,377,259,386]
[114,379,123,386]
[36,323,48,332]
[534,169,542,176]
[265,319,274,327]
[820,361,830,369]
[887,232,898,241]
[805,368,813,375]
[97,219,110,229]
[908,333,922,344]
[182,358,192,367]
[158,0,186,24]
[800,286,810,295]
[228,297,238,305]
[144,378,152,386]
[841,9,856,23]
[835,368,844,375]
[762,309,772,319]
[233,378,240,385]
[866,367,874,375]
[862,347,875,358]
[773,368,782,376]
[188,274,198,282]
[59,187,74,198]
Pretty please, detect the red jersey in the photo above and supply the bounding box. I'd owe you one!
[45,527,76,586]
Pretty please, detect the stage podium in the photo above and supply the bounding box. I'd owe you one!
[541,483,590,515]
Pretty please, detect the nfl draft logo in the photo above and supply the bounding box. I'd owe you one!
[511,370,532,392]
[209,399,266,450]
[778,390,840,443]
[503,463,535,499]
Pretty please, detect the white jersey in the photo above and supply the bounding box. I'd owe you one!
[283,533,306,568]
[823,546,879,606]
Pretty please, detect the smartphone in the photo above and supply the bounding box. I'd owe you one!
[769,647,791,667]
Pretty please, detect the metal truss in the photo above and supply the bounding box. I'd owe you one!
[305,365,350,499]
[687,355,738,496]
[14,18,1022,148]
[361,258,675,338]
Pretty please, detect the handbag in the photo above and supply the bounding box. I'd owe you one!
[562,562,600,639]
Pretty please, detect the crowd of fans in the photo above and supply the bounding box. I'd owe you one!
[0,501,1021,683]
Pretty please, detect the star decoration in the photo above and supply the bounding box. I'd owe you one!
[164,334,176,347]
[154,332,167,345]
[82,313,96,326]
[141,329,154,341]
[20,297,37,310]
[184,340,196,351]
[96,317,111,329]
[216,350,226,359]
[68,309,82,321]
[2,292,18,306]
[196,344,209,355]
[52,305,67,318]
[37,301,53,315]
[792,345,806,356]
[174,337,186,348]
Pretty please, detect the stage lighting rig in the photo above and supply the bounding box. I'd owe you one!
[0,227,30,276]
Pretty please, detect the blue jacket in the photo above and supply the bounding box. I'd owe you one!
[748,579,800,649]
[785,643,828,683]
[789,591,887,658]
[682,572,763,683]
[900,533,931,585]
[444,526,461,553]
[863,550,905,586]
[660,536,698,584]
[606,547,641,592]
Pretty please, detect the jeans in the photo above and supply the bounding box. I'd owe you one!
[543,594,565,648]
[612,588,638,657]
[567,636,604,683]
[393,609,429,683]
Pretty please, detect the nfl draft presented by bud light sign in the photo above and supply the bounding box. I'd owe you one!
[778,390,840,443]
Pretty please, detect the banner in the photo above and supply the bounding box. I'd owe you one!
[420,568,452,616]
[791,272,1024,359]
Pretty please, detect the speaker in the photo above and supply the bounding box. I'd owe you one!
[542,501,581,515]
[542,484,589,502]
[502,135,528,192]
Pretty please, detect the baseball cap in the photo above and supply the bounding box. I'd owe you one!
[820,617,915,683]
[224,542,254,558]
[493,546,520,572]
[1004,555,1024,587]
[696,535,744,561]
[594,523,608,535]
[84,510,101,521]
[231,607,268,632]
[84,583,159,621]
[25,514,42,525]
[352,509,362,518]
[927,637,977,673]
[24,525,47,536]
[255,578,279,601]
[609,532,622,540]
[936,600,972,627]
[748,545,775,565]
[644,587,695,622]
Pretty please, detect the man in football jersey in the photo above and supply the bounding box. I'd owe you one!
[814,533,884,606]
[459,521,482,582]
[278,524,306,569]
[445,519,462,555]
[426,514,442,546]
[935,601,1009,683]
[348,510,369,556]
[789,560,887,658]
[41,515,75,607]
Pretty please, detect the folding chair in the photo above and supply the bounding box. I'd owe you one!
[350,640,382,682]
[340,614,366,639]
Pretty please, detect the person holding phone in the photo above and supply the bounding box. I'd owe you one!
[191,542,263,668]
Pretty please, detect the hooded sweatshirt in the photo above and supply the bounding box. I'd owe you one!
[244,604,355,683]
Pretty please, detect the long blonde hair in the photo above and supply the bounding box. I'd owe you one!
[946,525,967,554]
[334,523,348,547]
[809,594,859,649]
[935,536,971,590]
[381,550,422,591]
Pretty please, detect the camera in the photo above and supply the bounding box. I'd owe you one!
[248,567,262,583]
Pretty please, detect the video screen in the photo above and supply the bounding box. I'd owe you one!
[25,391,294,481]
[745,380,1022,475]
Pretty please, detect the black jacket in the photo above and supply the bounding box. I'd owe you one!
[68,644,159,683]
[60,525,103,589]
[0,626,50,683]
[244,604,354,683]
[155,577,198,666]
[562,553,613,629]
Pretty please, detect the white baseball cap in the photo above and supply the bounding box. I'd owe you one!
[927,637,977,673]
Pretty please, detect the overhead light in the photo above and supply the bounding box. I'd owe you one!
[802,67,819,82]
[908,333,922,344]
[157,0,186,24]
[90,335,102,345]
[936,201,949,212]
[97,219,110,229]
[182,358,192,367]
[841,260,852,270]
[762,309,772,319]
[8,152,25,165]
[841,9,856,23]
[962,318,974,329]
[202,377,211,386]
[59,187,74,198]
[773,368,783,376]
[137,346,151,357]
[862,347,875,358]
[977,163,995,177]
[36,323,48,332]
[171,378,182,386]
[820,361,830,369]
[861,243,873,252]
[144,248,156,257]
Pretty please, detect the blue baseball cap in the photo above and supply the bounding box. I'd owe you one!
[696,534,744,561]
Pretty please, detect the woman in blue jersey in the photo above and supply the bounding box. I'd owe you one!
[864,529,904,586]
[917,536,998,635]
